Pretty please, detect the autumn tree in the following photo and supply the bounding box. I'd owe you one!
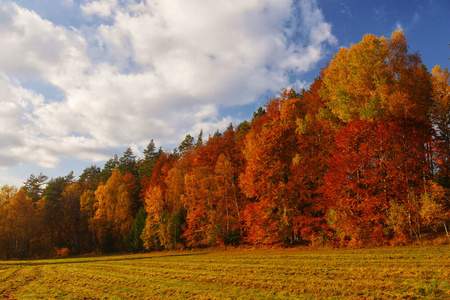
[321,31,433,245]
[138,141,164,205]
[0,188,37,259]
[321,30,431,123]
[181,124,246,247]
[325,121,428,245]
[293,77,335,245]
[141,148,190,250]
[142,185,165,251]
[420,182,450,241]
[90,168,134,252]
[0,185,18,205]
[183,166,217,246]
[431,65,450,188]
[240,89,324,244]
[214,154,243,244]
[161,164,188,249]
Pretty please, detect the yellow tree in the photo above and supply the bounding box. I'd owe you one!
[419,182,450,241]
[214,154,243,243]
[80,189,97,222]
[0,185,18,205]
[321,30,431,123]
[0,188,36,258]
[90,168,134,252]
[142,185,165,250]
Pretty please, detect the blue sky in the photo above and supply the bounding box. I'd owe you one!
[0,0,449,187]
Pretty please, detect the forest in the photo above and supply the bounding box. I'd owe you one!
[0,31,449,259]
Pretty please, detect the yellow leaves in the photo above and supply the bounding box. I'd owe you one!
[431,65,450,113]
[296,115,312,135]
[0,185,18,205]
[80,189,96,219]
[0,188,36,257]
[165,166,185,210]
[144,185,164,224]
[321,30,431,123]
[432,65,450,87]
[420,182,447,230]
[322,34,389,122]
[90,168,134,247]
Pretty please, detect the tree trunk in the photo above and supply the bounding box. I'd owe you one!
[444,221,450,242]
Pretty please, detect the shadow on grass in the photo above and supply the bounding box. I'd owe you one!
[0,251,211,267]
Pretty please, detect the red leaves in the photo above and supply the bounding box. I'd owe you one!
[324,121,430,245]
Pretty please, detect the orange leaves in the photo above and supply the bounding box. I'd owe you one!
[240,89,328,244]
[324,121,430,245]
[183,167,216,247]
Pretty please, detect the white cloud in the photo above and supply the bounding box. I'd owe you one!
[0,72,112,168]
[395,22,403,31]
[0,176,24,188]
[0,0,336,171]
[81,0,117,17]
[0,2,89,83]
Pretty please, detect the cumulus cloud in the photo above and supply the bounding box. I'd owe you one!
[0,2,89,82]
[81,0,117,17]
[0,72,112,168]
[0,0,336,170]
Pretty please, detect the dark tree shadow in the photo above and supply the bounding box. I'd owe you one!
[0,251,211,267]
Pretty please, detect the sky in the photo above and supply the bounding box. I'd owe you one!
[0,0,449,187]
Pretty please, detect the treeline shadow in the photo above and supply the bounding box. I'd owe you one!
[0,251,210,267]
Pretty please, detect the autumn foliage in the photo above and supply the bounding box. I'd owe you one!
[0,31,449,259]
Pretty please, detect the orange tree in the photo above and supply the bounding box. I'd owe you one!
[321,31,433,245]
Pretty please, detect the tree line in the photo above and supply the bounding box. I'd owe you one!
[0,31,449,259]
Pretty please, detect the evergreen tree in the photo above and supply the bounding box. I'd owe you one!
[196,129,203,147]
[252,106,266,122]
[101,155,119,182]
[178,134,195,153]
[24,173,48,203]
[126,207,147,252]
[119,148,137,175]
[79,165,101,190]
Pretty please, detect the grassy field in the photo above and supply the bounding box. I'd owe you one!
[0,246,449,299]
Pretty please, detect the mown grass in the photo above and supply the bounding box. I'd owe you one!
[0,245,449,299]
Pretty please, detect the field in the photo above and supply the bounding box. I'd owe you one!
[0,246,449,299]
